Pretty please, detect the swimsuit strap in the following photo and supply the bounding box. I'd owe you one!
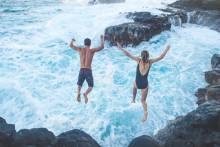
[146,60,151,76]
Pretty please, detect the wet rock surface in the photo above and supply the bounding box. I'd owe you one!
[155,100,220,147]
[212,54,220,69]
[169,0,220,32]
[128,135,161,147]
[12,128,55,147]
[169,0,220,11]
[0,117,16,147]
[105,12,171,46]
[187,10,220,32]
[0,117,100,147]
[205,70,220,85]
[54,129,100,147]
[195,54,220,105]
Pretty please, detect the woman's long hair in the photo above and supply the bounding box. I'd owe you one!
[139,50,150,75]
[141,50,149,63]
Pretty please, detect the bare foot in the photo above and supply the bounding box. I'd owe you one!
[77,94,81,102]
[83,93,88,104]
[131,99,135,103]
[141,111,148,122]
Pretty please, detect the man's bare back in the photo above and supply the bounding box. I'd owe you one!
[79,47,95,69]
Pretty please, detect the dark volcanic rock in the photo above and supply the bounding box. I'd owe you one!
[207,84,220,101]
[195,54,220,105]
[187,10,220,32]
[105,12,171,46]
[170,0,220,11]
[212,54,220,69]
[128,135,161,147]
[128,11,187,25]
[54,129,100,147]
[0,143,5,147]
[195,88,207,105]
[195,84,220,105]
[155,100,220,147]
[0,118,101,147]
[13,128,55,147]
[126,12,168,24]
[0,117,6,124]
[164,138,194,147]
[169,0,220,32]
[205,70,220,84]
[0,117,16,146]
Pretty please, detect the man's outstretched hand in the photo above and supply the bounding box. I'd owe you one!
[100,35,104,41]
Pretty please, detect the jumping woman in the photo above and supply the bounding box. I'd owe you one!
[116,42,171,122]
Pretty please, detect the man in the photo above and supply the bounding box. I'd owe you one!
[69,35,104,104]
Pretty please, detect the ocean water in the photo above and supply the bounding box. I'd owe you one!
[0,0,220,146]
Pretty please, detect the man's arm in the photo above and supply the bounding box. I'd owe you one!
[116,42,140,62]
[91,35,105,52]
[69,39,81,51]
[150,45,171,64]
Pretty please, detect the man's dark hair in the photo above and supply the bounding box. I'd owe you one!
[84,38,91,46]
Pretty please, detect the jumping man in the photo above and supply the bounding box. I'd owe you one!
[69,35,104,104]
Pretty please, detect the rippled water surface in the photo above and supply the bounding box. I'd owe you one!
[1,0,220,146]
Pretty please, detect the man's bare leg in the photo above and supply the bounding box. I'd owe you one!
[141,88,148,122]
[77,86,82,102]
[132,82,137,103]
[83,87,93,104]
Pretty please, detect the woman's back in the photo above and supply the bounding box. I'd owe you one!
[136,60,151,89]
[138,60,151,76]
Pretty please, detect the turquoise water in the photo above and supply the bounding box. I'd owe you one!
[1,0,220,146]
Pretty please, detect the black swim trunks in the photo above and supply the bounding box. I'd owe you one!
[77,68,94,87]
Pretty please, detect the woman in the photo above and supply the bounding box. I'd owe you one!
[116,42,171,122]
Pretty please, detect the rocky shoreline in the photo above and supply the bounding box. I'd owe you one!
[0,118,100,147]
[195,54,220,105]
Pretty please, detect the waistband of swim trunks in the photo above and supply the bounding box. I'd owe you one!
[80,68,92,71]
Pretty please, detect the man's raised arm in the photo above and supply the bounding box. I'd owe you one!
[69,39,81,51]
[150,45,171,64]
[91,35,104,52]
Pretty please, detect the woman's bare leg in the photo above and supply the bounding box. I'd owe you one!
[132,82,137,103]
[141,88,148,122]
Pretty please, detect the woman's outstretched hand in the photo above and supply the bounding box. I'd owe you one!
[166,45,171,51]
[116,42,123,50]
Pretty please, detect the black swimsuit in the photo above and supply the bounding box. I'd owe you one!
[135,60,151,89]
